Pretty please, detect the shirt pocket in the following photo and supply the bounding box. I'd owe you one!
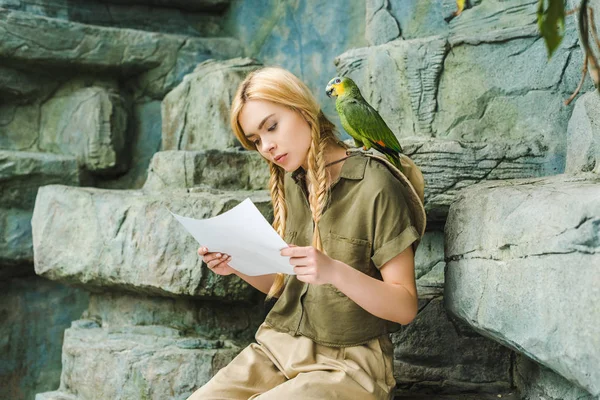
[323,232,373,297]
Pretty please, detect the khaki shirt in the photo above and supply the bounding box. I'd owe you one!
[265,153,420,347]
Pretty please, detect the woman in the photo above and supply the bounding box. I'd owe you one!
[187,66,426,400]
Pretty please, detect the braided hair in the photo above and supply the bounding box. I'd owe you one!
[230,67,344,299]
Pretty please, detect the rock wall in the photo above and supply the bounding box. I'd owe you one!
[0,277,89,400]
[1,0,599,399]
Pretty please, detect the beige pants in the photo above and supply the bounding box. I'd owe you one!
[187,323,396,400]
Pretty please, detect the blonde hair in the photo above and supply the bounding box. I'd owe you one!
[230,66,345,299]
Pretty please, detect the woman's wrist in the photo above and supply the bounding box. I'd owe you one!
[329,259,349,288]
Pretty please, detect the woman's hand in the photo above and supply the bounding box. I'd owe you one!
[198,247,236,276]
[280,245,341,285]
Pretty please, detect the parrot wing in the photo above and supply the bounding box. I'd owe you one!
[340,97,403,155]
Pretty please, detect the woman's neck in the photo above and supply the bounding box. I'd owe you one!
[301,142,347,170]
[302,142,349,189]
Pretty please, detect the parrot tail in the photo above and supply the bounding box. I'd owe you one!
[385,153,404,174]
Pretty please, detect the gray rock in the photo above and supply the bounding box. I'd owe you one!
[378,0,455,41]
[0,66,59,103]
[366,0,400,46]
[0,101,43,151]
[0,0,225,37]
[445,173,600,397]
[566,91,600,174]
[0,151,79,206]
[416,260,445,294]
[403,139,547,222]
[44,321,241,400]
[95,100,163,190]
[0,208,34,274]
[0,8,244,98]
[335,37,446,138]
[414,230,445,283]
[448,0,539,45]
[39,86,128,175]
[31,184,272,300]
[0,276,89,400]
[392,297,513,394]
[96,0,231,12]
[515,353,596,400]
[143,150,270,192]
[36,391,79,400]
[335,13,590,176]
[0,151,79,270]
[84,292,263,342]
[161,58,262,151]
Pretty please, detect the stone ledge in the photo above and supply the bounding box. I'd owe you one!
[0,8,244,98]
[36,391,78,400]
[404,138,546,222]
[84,291,263,342]
[143,150,270,192]
[393,297,513,395]
[38,320,242,400]
[97,0,231,12]
[31,184,272,300]
[0,151,79,270]
[444,173,600,397]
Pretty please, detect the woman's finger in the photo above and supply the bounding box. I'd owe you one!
[207,255,231,270]
[203,252,228,263]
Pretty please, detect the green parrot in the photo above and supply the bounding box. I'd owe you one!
[325,76,403,172]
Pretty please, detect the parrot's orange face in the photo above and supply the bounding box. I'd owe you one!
[238,100,312,172]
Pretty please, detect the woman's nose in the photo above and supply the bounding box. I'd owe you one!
[261,139,275,153]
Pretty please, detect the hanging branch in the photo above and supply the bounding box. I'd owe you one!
[537,0,599,103]
[566,0,600,104]
[578,0,600,88]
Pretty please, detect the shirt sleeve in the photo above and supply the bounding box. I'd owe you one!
[370,178,420,269]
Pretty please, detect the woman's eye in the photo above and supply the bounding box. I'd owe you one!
[267,123,277,132]
[253,138,261,145]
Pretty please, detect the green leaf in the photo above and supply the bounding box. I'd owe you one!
[537,0,566,58]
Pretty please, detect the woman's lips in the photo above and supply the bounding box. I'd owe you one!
[275,154,287,163]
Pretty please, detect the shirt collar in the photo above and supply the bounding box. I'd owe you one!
[291,153,367,184]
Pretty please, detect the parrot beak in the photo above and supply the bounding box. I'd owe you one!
[325,85,335,98]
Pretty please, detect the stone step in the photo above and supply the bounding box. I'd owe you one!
[143,150,269,192]
[0,151,79,274]
[36,391,78,400]
[144,138,550,224]
[402,139,547,223]
[37,388,521,400]
[445,173,600,397]
[394,393,519,400]
[0,8,244,98]
[37,389,522,400]
[94,0,232,12]
[1,0,230,37]
[45,319,242,400]
[43,314,513,400]
[31,184,271,300]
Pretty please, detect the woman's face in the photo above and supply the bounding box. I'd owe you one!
[238,100,312,172]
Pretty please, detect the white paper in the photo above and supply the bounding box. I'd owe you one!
[169,198,294,276]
